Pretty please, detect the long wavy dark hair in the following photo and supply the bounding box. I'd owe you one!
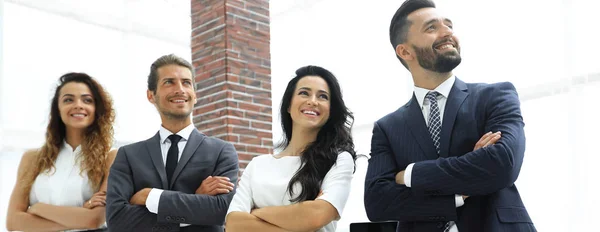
[278,65,356,203]
[23,73,115,193]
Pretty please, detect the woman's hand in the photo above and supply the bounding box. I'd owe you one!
[83,191,106,209]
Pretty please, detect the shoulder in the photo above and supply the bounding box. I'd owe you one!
[247,154,274,164]
[241,154,273,172]
[199,135,231,149]
[106,149,118,166]
[17,149,40,173]
[22,148,40,161]
[118,140,146,153]
[467,81,517,96]
[375,103,410,128]
[336,151,353,162]
[334,151,355,170]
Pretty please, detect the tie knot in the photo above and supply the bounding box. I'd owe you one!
[426,91,440,102]
[168,134,182,144]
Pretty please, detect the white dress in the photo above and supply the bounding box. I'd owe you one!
[227,151,355,232]
[29,141,103,231]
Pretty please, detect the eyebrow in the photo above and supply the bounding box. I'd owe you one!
[298,87,330,95]
[422,18,453,29]
[61,94,93,98]
[161,77,192,82]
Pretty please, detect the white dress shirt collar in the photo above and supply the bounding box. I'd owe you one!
[414,75,456,109]
[158,123,195,144]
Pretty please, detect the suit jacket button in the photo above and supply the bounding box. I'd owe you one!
[181,217,186,222]
[166,216,172,221]
[437,222,445,228]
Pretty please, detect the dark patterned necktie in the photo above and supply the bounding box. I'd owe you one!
[426,91,442,154]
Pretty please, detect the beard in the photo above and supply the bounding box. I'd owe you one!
[155,94,192,120]
[412,42,462,73]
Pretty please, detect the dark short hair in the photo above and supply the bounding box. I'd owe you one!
[147,54,194,93]
[389,0,436,69]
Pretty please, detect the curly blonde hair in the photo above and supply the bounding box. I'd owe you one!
[23,73,115,193]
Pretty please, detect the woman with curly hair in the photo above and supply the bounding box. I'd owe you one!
[226,65,356,232]
[6,72,117,231]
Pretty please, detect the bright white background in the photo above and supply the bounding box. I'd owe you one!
[1,0,599,231]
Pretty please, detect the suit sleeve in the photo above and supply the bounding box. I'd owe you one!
[410,82,526,196]
[106,147,157,231]
[156,142,239,225]
[364,122,456,222]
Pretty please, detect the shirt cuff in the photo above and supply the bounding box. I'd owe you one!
[404,163,415,187]
[455,195,464,208]
[146,188,164,214]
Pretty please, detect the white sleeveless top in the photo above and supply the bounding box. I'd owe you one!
[29,141,102,231]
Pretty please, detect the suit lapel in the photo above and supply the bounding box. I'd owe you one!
[169,129,206,189]
[405,94,439,160]
[439,78,469,158]
[146,133,169,189]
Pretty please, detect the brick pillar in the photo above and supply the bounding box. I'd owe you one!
[191,0,271,170]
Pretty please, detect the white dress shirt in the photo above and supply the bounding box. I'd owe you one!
[403,76,461,232]
[227,152,355,232]
[30,141,104,231]
[145,123,196,227]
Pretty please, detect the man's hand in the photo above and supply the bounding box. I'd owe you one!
[129,188,152,205]
[474,131,501,151]
[84,190,106,209]
[196,176,235,195]
[395,170,405,185]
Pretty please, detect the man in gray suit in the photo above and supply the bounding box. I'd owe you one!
[106,54,239,232]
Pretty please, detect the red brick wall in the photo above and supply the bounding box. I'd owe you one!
[191,0,272,170]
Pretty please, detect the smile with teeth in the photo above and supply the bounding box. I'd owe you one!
[435,43,455,50]
[170,99,187,103]
[71,113,87,118]
[302,110,319,116]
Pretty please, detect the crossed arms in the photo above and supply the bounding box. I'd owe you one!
[226,152,355,232]
[364,83,526,221]
[105,142,239,230]
[6,149,117,231]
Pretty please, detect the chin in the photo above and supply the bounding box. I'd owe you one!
[66,123,92,130]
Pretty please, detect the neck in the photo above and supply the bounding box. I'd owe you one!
[161,117,192,134]
[65,127,84,150]
[282,125,319,157]
[411,67,453,90]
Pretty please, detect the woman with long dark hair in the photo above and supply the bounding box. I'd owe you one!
[6,73,116,231]
[226,65,356,232]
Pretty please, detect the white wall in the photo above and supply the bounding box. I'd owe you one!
[0,0,191,228]
[1,0,598,231]
[270,0,600,231]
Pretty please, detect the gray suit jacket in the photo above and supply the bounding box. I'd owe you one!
[106,129,239,232]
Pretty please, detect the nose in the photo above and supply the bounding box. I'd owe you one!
[306,95,318,106]
[440,24,453,38]
[74,99,84,109]
[174,81,186,94]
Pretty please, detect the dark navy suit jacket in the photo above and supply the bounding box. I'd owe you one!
[364,78,536,232]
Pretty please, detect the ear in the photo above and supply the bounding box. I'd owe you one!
[147,90,155,104]
[396,44,413,61]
